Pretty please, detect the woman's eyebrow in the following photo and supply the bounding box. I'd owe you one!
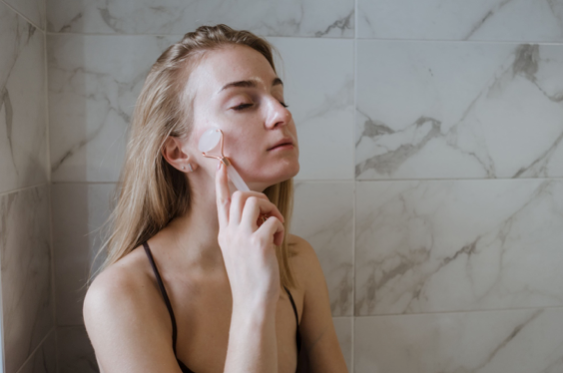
[218,77,283,93]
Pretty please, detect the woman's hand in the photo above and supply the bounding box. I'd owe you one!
[215,162,285,310]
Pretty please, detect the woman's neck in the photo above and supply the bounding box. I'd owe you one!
[161,175,225,271]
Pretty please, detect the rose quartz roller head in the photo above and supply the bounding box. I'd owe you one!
[198,128,250,192]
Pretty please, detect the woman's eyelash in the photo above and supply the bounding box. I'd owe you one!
[232,101,289,110]
[233,103,253,110]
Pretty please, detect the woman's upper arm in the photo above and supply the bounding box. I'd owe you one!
[83,268,183,373]
[293,236,349,373]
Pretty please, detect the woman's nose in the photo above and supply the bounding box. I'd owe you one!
[265,97,292,129]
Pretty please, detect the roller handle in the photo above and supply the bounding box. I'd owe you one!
[226,162,250,192]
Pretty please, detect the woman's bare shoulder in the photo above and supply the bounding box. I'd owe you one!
[287,234,323,288]
[288,234,318,262]
[83,246,184,372]
[83,245,166,333]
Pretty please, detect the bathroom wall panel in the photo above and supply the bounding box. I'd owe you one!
[0,2,48,194]
[0,186,54,373]
[51,183,114,326]
[46,0,354,38]
[2,0,45,30]
[333,317,352,371]
[268,38,355,181]
[17,330,57,373]
[354,307,563,373]
[355,179,563,316]
[48,34,177,182]
[355,40,563,180]
[292,181,354,316]
[357,0,563,41]
[57,326,98,373]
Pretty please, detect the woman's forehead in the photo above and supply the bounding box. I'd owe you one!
[187,45,277,99]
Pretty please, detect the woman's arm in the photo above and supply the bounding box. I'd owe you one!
[293,236,349,373]
[224,301,278,372]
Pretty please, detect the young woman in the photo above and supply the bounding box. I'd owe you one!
[83,24,348,373]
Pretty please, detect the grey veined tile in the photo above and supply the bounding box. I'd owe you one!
[47,0,354,37]
[52,183,114,326]
[292,182,354,316]
[3,0,46,30]
[18,330,57,373]
[48,34,178,182]
[268,37,355,180]
[57,326,98,373]
[355,41,563,180]
[333,317,352,371]
[0,2,47,194]
[0,186,53,373]
[358,0,563,41]
[355,179,563,316]
[355,308,563,373]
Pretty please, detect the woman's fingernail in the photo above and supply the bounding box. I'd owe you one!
[217,161,221,170]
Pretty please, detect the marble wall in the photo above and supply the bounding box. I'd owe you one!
[0,0,55,373]
[45,0,563,372]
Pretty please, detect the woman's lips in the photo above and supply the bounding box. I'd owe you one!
[268,137,295,151]
[269,143,295,151]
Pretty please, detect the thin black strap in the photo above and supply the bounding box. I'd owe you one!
[283,286,302,353]
[143,241,179,354]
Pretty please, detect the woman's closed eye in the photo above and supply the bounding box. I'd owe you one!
[232,101,289,111]
[232,103,253,110]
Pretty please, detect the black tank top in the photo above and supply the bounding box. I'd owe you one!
[142,241,302,373]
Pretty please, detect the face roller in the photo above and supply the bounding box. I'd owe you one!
[198,128,250,192]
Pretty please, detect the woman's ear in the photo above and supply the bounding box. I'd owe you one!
[161,136,198,173]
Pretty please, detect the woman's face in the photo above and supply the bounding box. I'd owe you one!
[184,44,300,191]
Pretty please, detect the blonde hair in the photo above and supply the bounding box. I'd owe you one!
[91,24,297,289]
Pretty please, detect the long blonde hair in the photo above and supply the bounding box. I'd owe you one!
[91,24,297,289]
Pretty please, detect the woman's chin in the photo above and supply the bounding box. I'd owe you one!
[249,163,300,191]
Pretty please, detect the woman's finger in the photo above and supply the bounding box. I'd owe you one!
[255,216,285,247]
[229,191,269,226]
[215,162,230,228]
[240,197,284,231]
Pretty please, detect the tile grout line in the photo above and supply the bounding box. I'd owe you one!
[354,303,563,318]
[48,176,563,186]
[0,0,44,32]
[13,327,56,373]
[42,30,563,46]
[351,1,358,371]
[43,6,60,373]
[0,183,49,199]
[0,225,5,373]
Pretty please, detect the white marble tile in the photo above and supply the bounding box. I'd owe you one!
[355,307,563,373]
[57,326,98,373]
[46,0,354,38]
[0,2,48,194]
[358,0,563,41]
[333,317,352,372]
[355,179,563,316]
[18,330,57,373]
[52,183,114,326]
[0,186,54,373]
[268,38,355,180]
[292,182,353,316]
[48,34,178,182]
[356,41,563,180]
[3,0,45,30]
